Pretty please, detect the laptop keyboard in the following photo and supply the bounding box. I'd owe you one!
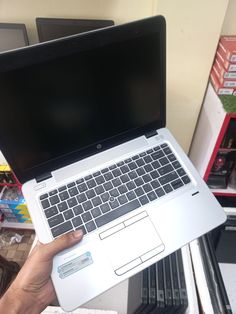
[39,143,191,238]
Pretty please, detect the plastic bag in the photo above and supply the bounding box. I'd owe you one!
[0,230,24,248]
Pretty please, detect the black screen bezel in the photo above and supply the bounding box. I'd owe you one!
[0,15,166,184]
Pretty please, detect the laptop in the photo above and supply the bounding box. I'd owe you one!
[0,15,226,311]
[36,17,114,42]
[0,22,29,53]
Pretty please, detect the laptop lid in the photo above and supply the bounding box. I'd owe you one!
[0,23,29,52]
[36,17,114,42]
[0,15,166,184]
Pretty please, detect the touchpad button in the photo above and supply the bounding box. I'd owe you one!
[101,216,163,270]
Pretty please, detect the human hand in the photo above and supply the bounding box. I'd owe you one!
[0,230,83,314]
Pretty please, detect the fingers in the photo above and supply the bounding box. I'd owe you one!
[41,230,84,260]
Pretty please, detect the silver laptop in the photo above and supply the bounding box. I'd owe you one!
[0,15,226,311]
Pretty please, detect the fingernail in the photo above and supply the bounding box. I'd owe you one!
[73,229,83,238]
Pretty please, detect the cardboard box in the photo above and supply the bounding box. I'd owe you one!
[216,51,236,72]
[0,202,32,223]
[218,36,236,62]
[210,70,235,95]
[0,186,32,223]
[212,66,236,86]
[214,57,236,79]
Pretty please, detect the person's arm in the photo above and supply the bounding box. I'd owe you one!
[0,229,83,314]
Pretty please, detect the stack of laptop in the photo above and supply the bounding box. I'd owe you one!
[128,249,188,314]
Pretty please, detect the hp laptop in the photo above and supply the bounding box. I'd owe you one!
[0,15,226,311]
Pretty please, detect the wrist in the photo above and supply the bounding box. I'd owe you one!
[0,285,42,314]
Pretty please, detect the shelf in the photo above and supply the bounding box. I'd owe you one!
[223,207,236,215]
[218,148,236,152]
[0,165,31,228]
[211,186,236,196]
[0,183,21,187]
[0,221,34,229]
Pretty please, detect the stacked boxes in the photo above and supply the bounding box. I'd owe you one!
[0,186,32,224]
[210,36,236,95]
[0,165,32,224]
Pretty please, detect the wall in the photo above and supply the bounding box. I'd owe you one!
[0,0,229,158]
[156,0,229,152]
[0,0,156,44]
[221,0,236,34]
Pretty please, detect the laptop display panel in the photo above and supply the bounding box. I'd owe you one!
[0,16,166,183]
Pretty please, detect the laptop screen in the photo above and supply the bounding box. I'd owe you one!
[0,16,166,183]
[36,17,114,42]
[0,23,29,52]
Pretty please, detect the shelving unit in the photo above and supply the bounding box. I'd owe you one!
[189,82,236,196]
[0,164,33,229]
[189,82,236,313]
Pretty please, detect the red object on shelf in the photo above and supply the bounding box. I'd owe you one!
[214,57,236,80]
[210,69,235,95]
[0,183,21,187]
[216,51,236,72]
[213,191,236,196]
[218,36,236,63]
[204,114,236,196]
[203,114,233,181]
[212,64,236,85]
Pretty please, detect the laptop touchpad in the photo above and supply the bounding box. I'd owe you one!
[100,212,164,275]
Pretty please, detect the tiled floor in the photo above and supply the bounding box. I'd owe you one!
[0,228,35,267]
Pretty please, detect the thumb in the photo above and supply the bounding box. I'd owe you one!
[42,229,84,260]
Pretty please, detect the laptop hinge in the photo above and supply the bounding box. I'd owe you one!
[36,172,52,183]
[145,130,158,138]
